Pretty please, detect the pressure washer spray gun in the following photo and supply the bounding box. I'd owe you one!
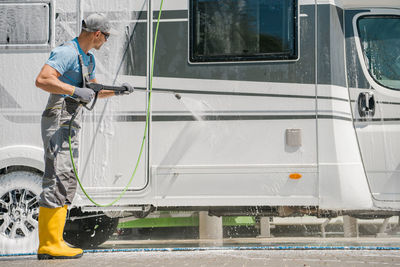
[80,82,131,111]
[81,82,181,111]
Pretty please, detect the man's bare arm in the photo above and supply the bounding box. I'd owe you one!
[35,64,75,95]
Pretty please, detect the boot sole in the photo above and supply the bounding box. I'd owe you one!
[37,252,83,260]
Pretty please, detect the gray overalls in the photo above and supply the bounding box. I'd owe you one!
[39,42,93,208]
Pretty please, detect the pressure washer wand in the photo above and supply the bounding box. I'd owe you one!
[87,83,179,96]
[81,83,181,110]
[73,83,181,112]
[134,87,182,100]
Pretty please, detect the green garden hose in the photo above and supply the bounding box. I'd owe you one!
[68,0,164,207]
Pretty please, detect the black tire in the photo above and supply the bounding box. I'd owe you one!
[0,171,42,254]
[64,208,119,249]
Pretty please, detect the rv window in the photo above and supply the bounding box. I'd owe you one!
[0,3,50,47]
[190,0,298,62]
[357,16,400,90]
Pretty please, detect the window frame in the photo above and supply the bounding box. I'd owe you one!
[0,0,55,51]
[356,14,400,91]
[188,0,299,64]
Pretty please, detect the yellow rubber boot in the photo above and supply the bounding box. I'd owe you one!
[59,205,79,250]
[37,206,83,260]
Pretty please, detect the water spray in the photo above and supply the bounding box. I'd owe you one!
[68,0,165,207]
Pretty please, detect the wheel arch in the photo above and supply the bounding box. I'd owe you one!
[0,145,44,174]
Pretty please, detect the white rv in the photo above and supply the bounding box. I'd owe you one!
[0,0,400,251]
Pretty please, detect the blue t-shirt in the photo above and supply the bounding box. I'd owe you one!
[46,37,96,88]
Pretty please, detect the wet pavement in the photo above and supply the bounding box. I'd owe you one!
[1,249,400,267]
[1,238,400,266]
[100,237,400,249]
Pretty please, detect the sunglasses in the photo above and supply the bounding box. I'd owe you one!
[101,31,110,41]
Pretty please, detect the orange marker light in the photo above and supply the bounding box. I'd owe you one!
[289,173,302,179]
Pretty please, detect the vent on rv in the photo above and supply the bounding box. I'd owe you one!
[285,129,302,147]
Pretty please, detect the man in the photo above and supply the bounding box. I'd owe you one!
[35,13,133,260]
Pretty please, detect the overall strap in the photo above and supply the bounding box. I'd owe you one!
[63,41,93,88]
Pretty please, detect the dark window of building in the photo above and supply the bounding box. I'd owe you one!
[0,3,50,46]
[357,15,400,90]
[190,0,298,63]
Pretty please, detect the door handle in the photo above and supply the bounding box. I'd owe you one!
[357,92,375,117]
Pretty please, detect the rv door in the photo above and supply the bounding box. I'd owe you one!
[346,9,400,205]
[77,1,151,205]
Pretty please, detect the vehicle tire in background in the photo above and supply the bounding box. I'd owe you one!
[64,209,119,249]
[0,171,42,254]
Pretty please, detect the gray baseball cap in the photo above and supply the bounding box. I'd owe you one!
[82,13,117,34]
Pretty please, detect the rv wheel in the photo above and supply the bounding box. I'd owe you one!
[0,171,42,254]
[64,209,119,249]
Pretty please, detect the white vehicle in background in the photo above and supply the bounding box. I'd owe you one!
[1,0,400,253]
